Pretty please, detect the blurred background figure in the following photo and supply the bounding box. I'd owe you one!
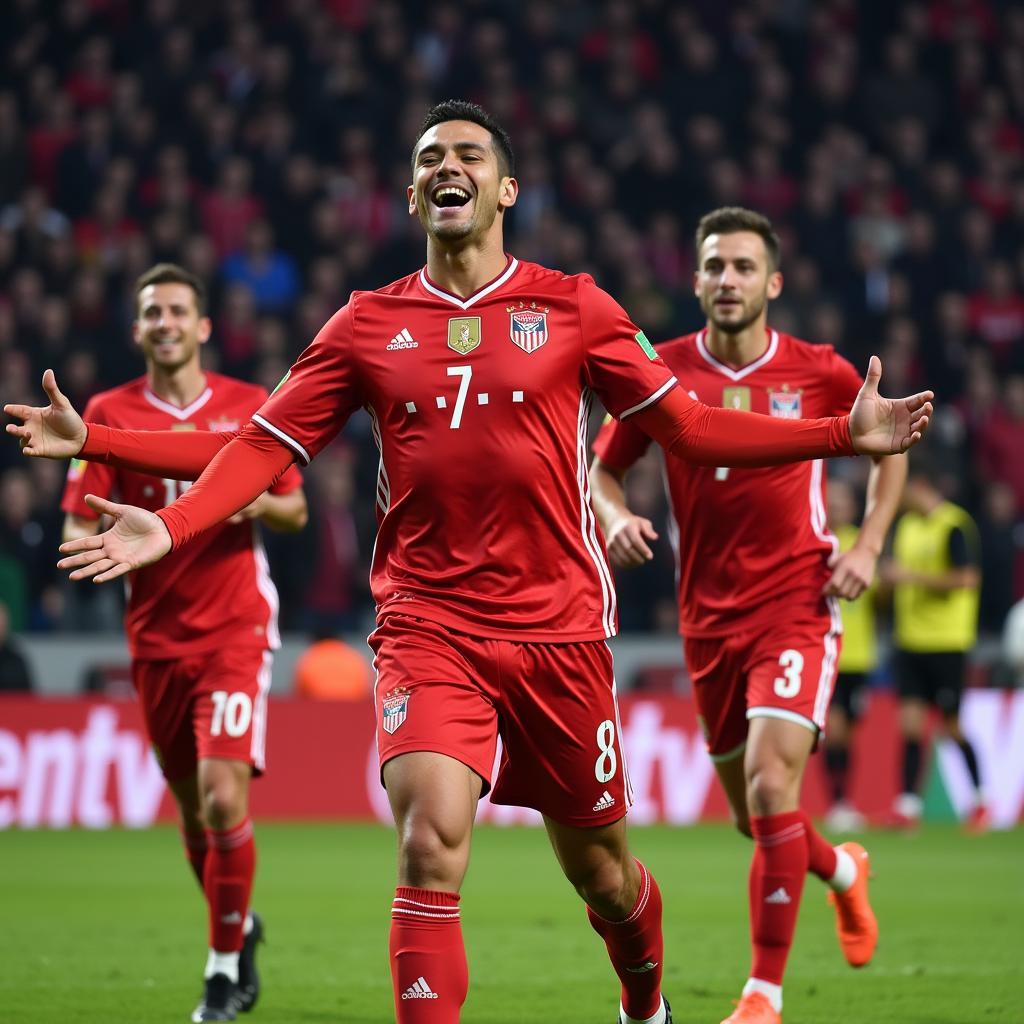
[882,454,987,832]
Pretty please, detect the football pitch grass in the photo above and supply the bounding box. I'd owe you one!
[3,823,1021,1023]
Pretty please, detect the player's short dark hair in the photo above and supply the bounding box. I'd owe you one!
[134,262,207,316]
[413,100,515,179]
[695,207,782,271]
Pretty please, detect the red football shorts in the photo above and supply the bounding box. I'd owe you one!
[369,615,632,827]
[132,647,273,782]
[684,605,842,762]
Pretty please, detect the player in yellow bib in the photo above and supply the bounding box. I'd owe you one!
[882,454,987,831]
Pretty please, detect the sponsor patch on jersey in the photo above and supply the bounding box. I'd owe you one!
[67,457,87,481]
[635,330,657,360]
[447,317,481,355]
[208,417,240,432]
[768,387,802,418]
[171,422,197,430]
[272,369,291,394]
[382,686,411,735]
[722,386,750,411]
[507,301,549,354]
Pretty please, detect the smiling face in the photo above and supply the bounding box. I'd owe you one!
[133,281,211,372]
[694,230,782,334]
[408,119,517,246]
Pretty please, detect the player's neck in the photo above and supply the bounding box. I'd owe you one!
[705,322,770,370]
[146,360,207,408]
[425,235,509,299]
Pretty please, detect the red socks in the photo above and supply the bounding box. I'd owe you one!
[748,812,807,985]
[180,827,208,888]
[390,886,467,1023]
[800,810,839,881]
[204,818,256,953]
[587,860,665,1021]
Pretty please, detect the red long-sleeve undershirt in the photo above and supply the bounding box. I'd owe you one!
[630,386,853,466]
[79,391,853,551]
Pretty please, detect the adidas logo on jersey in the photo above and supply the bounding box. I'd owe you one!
[593,790,616,812]
[401,976,439,1000]
[387,328,418,350]
[765,887,792,905]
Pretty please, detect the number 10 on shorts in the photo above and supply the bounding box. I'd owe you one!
[210,690,253,737]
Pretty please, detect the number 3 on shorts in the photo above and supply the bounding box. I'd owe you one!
[210,690,253,737]
[595,719,618,783]
[773,649,804,698]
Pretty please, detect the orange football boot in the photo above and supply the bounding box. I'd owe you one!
[827,841,878,967]
[720,991,781,1024]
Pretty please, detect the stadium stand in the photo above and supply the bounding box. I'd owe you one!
[0,0,1021,642]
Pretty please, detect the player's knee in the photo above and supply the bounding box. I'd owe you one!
[201,782,246,830]
[566,854,631,917]
[398,819,467,888]
[746,763,796,816]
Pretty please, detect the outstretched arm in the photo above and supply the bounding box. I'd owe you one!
[6,369,237,478]
[630,356,932,465]
[57,427,296,583]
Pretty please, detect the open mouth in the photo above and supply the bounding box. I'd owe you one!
[432,185,472,210]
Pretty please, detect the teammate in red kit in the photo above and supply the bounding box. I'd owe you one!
[8,104,932,1024]
[591,208,899,1024]
[61,263,307,1022]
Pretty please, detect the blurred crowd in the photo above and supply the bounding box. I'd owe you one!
[0,0,1022,645]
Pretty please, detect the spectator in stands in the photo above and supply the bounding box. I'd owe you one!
[221,219,300,313]
[0,0,1021,644]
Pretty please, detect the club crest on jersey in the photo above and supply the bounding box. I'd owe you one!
[382,686,411,735]
[722,386,751,411]
[507,301,549,354]
[448,317,481,354]
[208,416,240,432]
[768,387,802,418]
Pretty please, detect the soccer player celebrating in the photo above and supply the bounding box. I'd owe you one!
[7,104,932,1024]
[590,208,899,1024]
[61,263,308,1022]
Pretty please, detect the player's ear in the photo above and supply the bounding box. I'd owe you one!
[131,320,142,348]
[767,270,783,300]
[498,176,518,211]
[407,184,417,216]
[197,316,212,344]
[692,270,701,298]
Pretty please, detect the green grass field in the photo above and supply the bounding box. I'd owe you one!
[2,823,1021,1023]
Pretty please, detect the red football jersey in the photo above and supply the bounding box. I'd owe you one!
[61,373,303,659]
[593,329,864,638]
[254,257,678,642]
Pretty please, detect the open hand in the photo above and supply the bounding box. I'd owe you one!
[58,495,172,583]
[849,356,934,456]
[4,369,87,459]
